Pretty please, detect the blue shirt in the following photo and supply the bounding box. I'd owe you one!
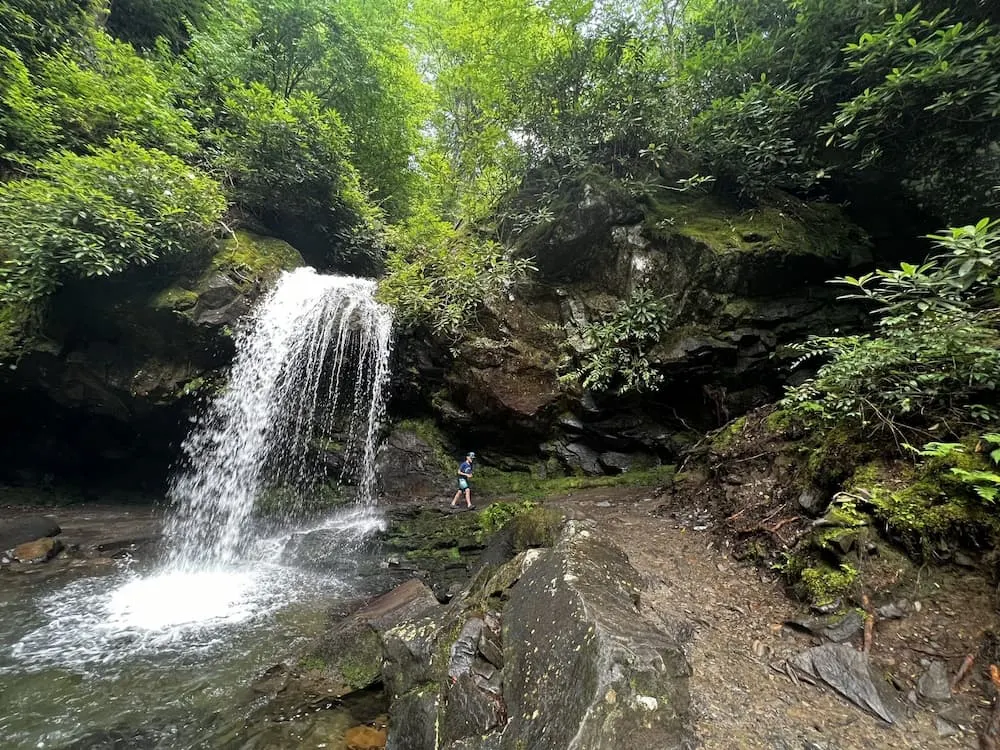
[459,461,472,476]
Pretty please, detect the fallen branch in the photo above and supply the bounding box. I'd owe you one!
[951,653,975,692]
[764,516,801,534]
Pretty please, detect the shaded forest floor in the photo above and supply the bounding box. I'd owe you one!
[552,486,997,750]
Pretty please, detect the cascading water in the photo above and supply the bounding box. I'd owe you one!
[165,267,393,569]
[1,267,396,750]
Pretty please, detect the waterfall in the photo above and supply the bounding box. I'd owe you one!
[164,267,393,570]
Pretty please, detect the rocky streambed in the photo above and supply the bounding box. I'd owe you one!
[3,488,997,750]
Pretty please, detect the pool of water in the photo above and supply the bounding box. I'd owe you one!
[0,508,390,750]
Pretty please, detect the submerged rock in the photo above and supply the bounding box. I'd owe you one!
[345,724,388,750]
[12,536,63,563]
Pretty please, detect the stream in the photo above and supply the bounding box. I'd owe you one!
[0,506,391,750]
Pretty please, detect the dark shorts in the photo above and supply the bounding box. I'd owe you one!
[457,478,469,491]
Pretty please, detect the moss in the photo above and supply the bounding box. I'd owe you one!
[804,424,872,488]
[797,562,859,607]
[210,230,304,290]
[404,545,462,562]
[847,458,1000,558]
[386,508,482,553]
[337,629,383,688]
[765,408,801,435]
[642,193,867,260]
[710,416,747,451]
[150,286,198,312]
[474,464,676,502]
[511,506,564,549]
[297,655,326,672]
[395,418,453,473]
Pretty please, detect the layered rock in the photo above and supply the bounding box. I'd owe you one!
[403,178,872,472]
[381,520,692,749]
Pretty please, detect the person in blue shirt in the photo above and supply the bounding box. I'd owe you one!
[450,452,475,509]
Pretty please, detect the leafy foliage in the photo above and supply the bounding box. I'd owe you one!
[0,140,224,303]
[214,82,375,241]
[783,218,1000,440]
[35,33,197,156]
[0,0,93,58]
[186,0,427,216]
[0,47,59,164]
[377,207,535,338]
[912,434,1000,503]
[562,288,672,395]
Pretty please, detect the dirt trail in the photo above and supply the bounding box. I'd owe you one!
[552,487,997,750]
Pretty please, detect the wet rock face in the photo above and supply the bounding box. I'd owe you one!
[403,186,871,467]
[0,231,304,486]
[380,521,692,750]
[377,428,449,501]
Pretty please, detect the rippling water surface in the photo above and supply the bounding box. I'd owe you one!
[0,509,388,750]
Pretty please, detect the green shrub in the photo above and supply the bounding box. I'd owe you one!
[784,218,1000,441]
[0,139,224,304]
[214,82,377,238]
[34,33,197,156]
[378,205,534,338]
[0,47,59,164]
[561,287,671,395]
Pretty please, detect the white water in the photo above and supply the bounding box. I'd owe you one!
[165,267,393,570]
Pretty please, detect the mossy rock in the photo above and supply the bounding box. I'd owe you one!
[210,230,305,291]
[642,192,868,262]
[149,286,199,313]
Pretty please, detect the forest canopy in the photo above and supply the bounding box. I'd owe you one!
[0,0,998,344]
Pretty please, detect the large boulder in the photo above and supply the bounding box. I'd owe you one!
[381,521,692,749]
[252,579,440,722]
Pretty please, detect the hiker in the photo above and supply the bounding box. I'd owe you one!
[450,452,475,509]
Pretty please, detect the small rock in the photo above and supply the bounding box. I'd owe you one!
[595,501,612,508]
[953,551,976,568]
[935,717,960,738]
[913,600,922,613]
[344,725,387,750]
[876,602,907,620]
[821,610,865,644]
[811,598,842,615]
[12,537,62,563]
[917,661,951,702]
[797,487,828,515]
